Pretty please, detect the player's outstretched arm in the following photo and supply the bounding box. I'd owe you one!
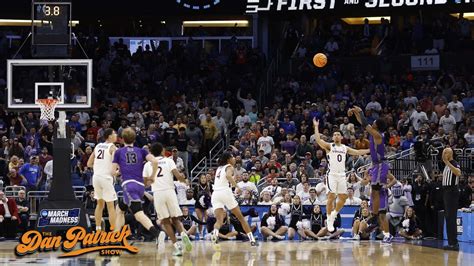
[172,168,187,183]
[313,118,330,151]
[347,147,370,156]
[350,106,382,144]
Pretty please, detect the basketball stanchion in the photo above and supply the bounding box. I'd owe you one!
[36,98,87,234]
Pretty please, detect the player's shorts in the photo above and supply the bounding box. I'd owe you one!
[93,175,117,202]
[122,180,145,206]
[153,189,183,220]
[211,189,238,210]
[369,162,389,185]
[326,173,347,194]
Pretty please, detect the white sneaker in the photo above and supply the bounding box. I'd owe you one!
[327,212,336,232]
[267,236,273,241]
[156,231,166,247]
[353,234,360,240]
[173,242,183,256]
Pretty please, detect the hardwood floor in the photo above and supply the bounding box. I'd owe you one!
[0,240,472,265]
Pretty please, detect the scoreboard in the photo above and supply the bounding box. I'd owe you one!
[32,1,71,45]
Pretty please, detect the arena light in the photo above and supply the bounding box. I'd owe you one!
[182,20,249,28]
[0,19,79,27]
[341,17,390,25]
[450,13,474,20]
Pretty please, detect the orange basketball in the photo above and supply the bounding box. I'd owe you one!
[313,53,327,68]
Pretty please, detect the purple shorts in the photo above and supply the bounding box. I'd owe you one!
[369,162,389,185]
[122,181,144,206]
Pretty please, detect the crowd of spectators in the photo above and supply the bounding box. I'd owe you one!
[0,14,473,240]
[289,13,472,59]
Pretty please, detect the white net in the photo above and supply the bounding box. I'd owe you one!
[37,99,59,121]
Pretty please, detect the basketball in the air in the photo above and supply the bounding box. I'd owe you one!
[313,53,327,68]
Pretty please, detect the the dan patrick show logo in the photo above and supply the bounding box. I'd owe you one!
[15,225,138,257]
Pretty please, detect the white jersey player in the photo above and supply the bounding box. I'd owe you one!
[313,118,370,232]
[87,128,118,231]
[211,152,258,249]
[143,142,192,256]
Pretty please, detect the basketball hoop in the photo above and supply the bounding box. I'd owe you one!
[37,98,59,121]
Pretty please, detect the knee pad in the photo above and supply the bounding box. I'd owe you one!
[118,200,128,212]
[130,201,143,214]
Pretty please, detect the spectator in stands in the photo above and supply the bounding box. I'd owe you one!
[186,121,203,167]
[9,138,24,158]
[282,172,298,191]
[295,135,313,162]
[260,204,287,240]
[464,127,474,148]
[439,109,457,134]
[355,132,370,150]
[315,178,328,204]
[345,187,362,206]
[447,95,465,129]
[15,190,29,233]
[19,156,42,191]
[237,88,257,114]
[257,129,274,157]
[401,131,416,151]
[248,166,261,185]
[261,178,282,198]
[201,113,219,154]
[236,171,257,193]
[0,190,20,239]
[237,190,257,205]
[303,188,320,205]
[258,191,273,205]
[7,168,25,186]
[410,105,428,132]
[182,189,196,205]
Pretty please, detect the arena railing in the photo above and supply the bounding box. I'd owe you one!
[4,185,26,198]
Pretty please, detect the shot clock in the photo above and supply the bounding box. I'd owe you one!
[32,1,71,45]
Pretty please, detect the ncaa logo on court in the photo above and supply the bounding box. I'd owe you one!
[176,0,221,10]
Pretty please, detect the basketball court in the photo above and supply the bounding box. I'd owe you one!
[1,239,473,265]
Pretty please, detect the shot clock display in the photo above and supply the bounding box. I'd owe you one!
[32,1,71,45]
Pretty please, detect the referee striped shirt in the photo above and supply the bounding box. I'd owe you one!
[442,160,460,187]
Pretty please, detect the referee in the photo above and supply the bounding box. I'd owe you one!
[441,147,462,251]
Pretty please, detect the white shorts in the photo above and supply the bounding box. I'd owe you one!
[153,189,183,220]
[93,175,117,202]
[326,173,347,195]
[211,189,238,210]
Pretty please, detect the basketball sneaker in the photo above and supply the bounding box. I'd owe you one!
[156,231,166,247]
[181,232,193,252]
[382,234,393,244]
[327,211,336,232]
[173,242,183,256]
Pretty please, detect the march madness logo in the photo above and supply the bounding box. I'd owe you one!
[38,209,80,227]
[15,225,138,257]
[176,0,221,10]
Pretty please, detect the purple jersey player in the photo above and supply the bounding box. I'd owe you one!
[350,106,396,243]
[111,128,165,248]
